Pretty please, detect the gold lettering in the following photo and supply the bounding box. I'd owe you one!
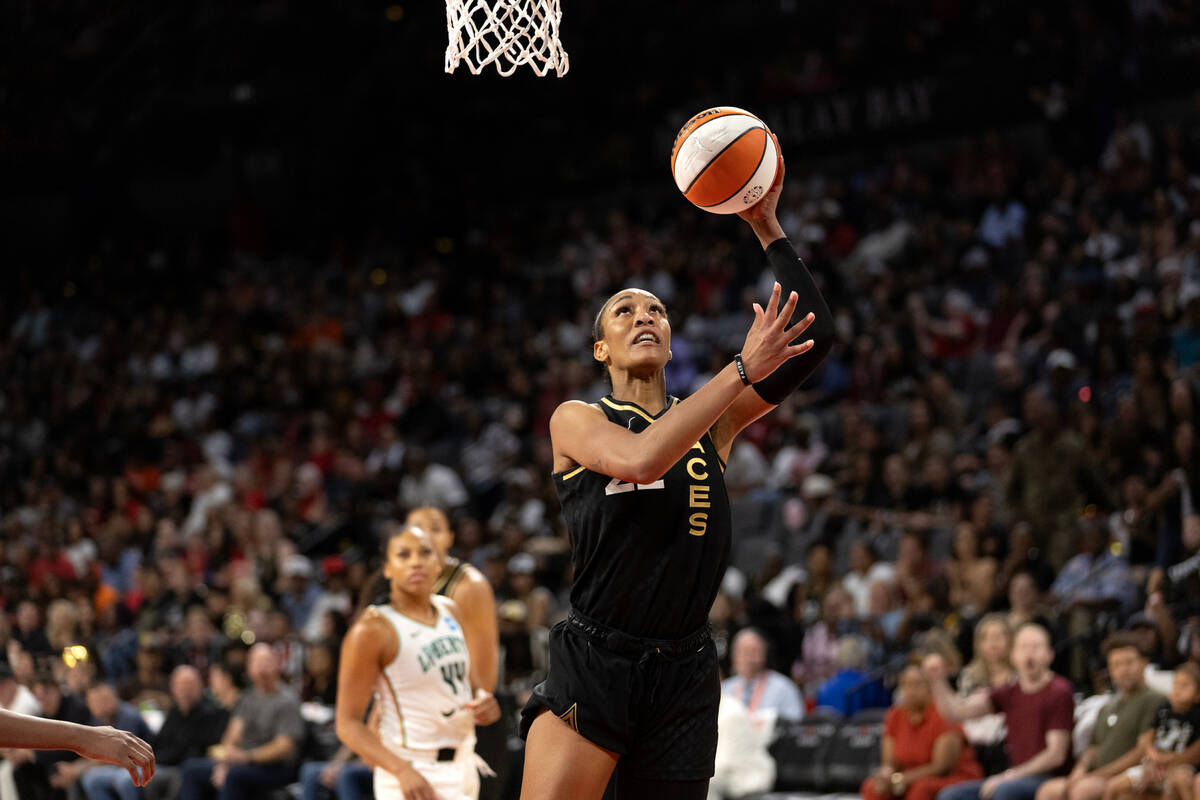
[689,512,708,536]
[686,457,708,481]
[690,441,705,453]
[689,484,711,508]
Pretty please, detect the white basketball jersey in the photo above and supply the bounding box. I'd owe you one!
[372,598,474,751]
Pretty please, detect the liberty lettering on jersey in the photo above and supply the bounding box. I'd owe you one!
[417,635,468,673]
[687,441,710,536]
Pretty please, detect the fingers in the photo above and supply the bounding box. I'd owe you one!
[771,132,785,188]
[129,737,154,786]
[773,291,799,330]
[788,340,815,356]
[764,282,781,320]
[785,310,816,341]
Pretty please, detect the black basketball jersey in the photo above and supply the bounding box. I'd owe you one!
[434,556,467,597]
[554,394,732,639]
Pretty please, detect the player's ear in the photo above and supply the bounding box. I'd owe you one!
[668,349,673,362]
[593,340,608,364]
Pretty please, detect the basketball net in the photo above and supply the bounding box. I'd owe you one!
[445,0,569,77]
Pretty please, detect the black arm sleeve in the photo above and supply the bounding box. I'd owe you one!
[751,237,836,405]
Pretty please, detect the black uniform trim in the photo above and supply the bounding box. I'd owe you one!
[433,556,466,597]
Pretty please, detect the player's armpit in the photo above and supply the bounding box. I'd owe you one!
[709,388,775,463]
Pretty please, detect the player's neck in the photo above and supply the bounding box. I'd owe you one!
[391,590,437,623]
[609,372,668,415]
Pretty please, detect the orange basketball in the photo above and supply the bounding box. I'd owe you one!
[670,107,778,215]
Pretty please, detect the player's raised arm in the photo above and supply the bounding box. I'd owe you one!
[709,137,835,458]
[550,282,815,483]
[0,709,155,787]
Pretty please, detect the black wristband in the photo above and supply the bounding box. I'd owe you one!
[733,354,751,386]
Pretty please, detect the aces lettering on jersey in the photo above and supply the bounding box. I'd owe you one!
[686,441,710,536]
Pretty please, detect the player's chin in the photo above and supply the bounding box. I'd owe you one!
[626,347,669,371]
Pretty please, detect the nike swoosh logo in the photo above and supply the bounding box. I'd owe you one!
[441,709,457,718]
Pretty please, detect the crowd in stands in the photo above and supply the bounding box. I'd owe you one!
[3,2,1200,799]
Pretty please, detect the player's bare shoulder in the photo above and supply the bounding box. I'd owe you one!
[346,607,398,656]
[451,562,496,607]
[549,399,606,430]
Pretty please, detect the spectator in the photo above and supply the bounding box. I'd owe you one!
[296,745,371,800]
[947,523,998,620]
[277,556,321,635]
[721,628,805,722]
[816,635,889,716]
[958,614,1016,777]
[1050,517,1138,688]
[795,584,855,691]
[1007,387,1112,569]
[13,602,52,658]
[0,661,40,717]
[178,645,304,800]
[13,673,97,800]
[398,447,468,511]
[1006,571,1052,633]
[895,532,940,607]
[207,663,242,714]
[145,666,229,800]
[863,665,983,800]
[1105,663,1200,800]
[845,540,897,617]
[61,682,151,800]
[1034,633,1162,800]
[925,623,1074,800]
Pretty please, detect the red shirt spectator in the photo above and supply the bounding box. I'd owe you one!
[989,675,1075,774]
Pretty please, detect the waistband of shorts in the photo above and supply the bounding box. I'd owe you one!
[566,608,711,659]
[389,743,467,763]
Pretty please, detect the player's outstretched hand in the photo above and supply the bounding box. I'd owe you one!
[74,726,156,786]
[737,132,785,226]
[739,281,815,383]
[465,690,502,726]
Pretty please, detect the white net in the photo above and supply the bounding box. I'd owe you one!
[445,0,569,77]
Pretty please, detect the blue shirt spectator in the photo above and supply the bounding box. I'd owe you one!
[815,636,890,716]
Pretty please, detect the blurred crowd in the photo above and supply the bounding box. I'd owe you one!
[2,1,1200,800]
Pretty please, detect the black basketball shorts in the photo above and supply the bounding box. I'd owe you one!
[519,609,719,781]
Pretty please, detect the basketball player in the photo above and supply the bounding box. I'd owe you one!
[336,523,501,800]
[518,145,834,799]
[405,507,499,693]
[0,707,155,785]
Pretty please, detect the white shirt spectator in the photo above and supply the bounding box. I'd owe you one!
[400,463,469,510]
[182,466,233,536]
[844,562,897,616]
